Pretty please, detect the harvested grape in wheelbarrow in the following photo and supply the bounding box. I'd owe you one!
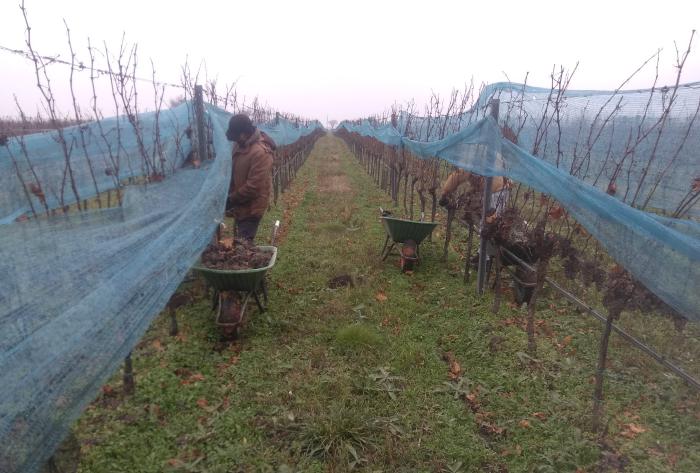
[200,238,273,270]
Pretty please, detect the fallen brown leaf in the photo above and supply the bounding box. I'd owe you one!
[441,351,463,380]
[620,422,648,438]
[179,371,206,385]
[465,392,480,412]
[449,360,462,379]
[560,335,573,348]
[476,413,505,437]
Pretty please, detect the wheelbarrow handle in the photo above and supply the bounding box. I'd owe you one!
[214,221,226,244]
[270,220,281,246]
[379,207,393,218]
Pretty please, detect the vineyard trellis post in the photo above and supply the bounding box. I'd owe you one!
[123,352,134,395]
[592,307,617,433]
[194,85,208,162]
[477,99,499,294]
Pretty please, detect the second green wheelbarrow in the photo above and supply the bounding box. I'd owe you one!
[379,208,438,270]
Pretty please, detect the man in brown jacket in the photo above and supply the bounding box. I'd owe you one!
[225,114,276,241]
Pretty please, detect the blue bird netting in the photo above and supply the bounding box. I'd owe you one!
[338,82,700,323]
[1,104,193,223]
[0,103,321,473]
[393,82,700,218]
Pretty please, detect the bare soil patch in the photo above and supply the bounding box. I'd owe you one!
[328,274,354,288]
[318,154,353,193]
[318,174,352,193]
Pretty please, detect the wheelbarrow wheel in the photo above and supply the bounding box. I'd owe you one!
[400,240,418,272]
[218,292,244,340]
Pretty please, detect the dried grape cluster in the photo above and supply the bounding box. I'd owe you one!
[603,265,684,328]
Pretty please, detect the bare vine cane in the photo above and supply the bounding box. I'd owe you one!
[21,1,82,211]
[491,246,503,314]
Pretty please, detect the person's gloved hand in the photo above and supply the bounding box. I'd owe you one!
[438,195,449,208]
[485,208,498,224]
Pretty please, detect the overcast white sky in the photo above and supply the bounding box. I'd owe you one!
[1,0,698,123]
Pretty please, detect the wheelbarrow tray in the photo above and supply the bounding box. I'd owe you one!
[381,216,437,244]
[193,246,277,292]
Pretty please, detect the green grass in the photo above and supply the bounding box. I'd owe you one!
[334,325,384,354]
[72,135,700,473]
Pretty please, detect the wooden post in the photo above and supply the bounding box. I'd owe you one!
[169,308,179,336]
[592,308,618,432]
[492,247,503,313]
[194,85,208,162]
[477,99,499,295]
[464,224,474,282]
[123,353,134,395]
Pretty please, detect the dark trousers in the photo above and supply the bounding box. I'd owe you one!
[235,216,261,242]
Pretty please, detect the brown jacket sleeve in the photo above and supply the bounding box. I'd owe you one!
[229,146,273,204]
[440,170,469,199]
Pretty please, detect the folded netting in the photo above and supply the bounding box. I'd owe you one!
[366,82,700,218]
[0,103,320,473]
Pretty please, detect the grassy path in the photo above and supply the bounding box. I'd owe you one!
[75,135,699,473]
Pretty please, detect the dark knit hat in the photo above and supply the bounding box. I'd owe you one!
[226,114,255,141]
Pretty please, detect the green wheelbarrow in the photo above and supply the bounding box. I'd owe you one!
[379,208,438,270]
